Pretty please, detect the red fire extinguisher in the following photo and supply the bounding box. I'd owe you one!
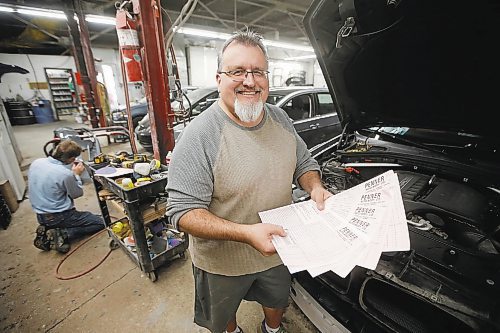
[116,10,143,82]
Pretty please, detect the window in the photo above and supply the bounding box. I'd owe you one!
[266,94,286,105]
[282,95,311,121]
[192,91,219,116]
[316,93,335,115]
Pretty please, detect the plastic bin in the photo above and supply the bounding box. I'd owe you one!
[32,99,55,123]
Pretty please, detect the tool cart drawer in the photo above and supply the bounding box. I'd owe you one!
[89,164,168,203]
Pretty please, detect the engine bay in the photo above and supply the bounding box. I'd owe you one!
[293,136,500,332]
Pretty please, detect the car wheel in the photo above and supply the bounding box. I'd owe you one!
[132,115,142,129]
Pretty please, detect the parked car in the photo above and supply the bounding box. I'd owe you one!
[109,85,199,129]
[289,1,500,333]
[135,86,341,152]
[109,97,148,129]
[134,86,219,151]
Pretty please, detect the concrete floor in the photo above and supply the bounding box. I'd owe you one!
[1,116,319,333]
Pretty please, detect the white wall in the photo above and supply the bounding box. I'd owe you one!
[0,54,76,102]
[0,49,147,110]
[187,46,218,87]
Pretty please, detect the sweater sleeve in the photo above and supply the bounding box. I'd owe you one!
[293,129,321,186]
[166,112,219,229]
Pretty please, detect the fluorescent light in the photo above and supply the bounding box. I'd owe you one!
[0,4,115,24]
[176,27,315,53]
[85,14,116,25]
[284,54,317,61]
[263,40,314,52]
[17,8,67,20]
[176,27,231,40]
[0,6,14,12]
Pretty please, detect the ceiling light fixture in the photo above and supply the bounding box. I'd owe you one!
[85,15,116,25]
[0,3,115,24]
[0,6,14,12]
[176,27,314,53]
[264,41,313,52]
[284,54,317,61]
[176,27,231,40]
[17,8,67,20]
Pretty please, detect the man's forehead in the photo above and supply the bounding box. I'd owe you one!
[221,42,267,67]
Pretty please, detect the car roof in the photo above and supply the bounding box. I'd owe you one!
[268,86,329,95]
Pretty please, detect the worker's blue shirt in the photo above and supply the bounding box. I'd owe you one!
[28,157,83,214]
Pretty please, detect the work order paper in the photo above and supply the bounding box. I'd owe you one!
[258,170,410,278]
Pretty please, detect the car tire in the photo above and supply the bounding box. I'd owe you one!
[132,115,142,130]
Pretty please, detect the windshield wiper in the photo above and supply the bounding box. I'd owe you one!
[363,127,457,157]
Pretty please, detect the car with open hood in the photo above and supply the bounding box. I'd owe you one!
[290,1,500,332]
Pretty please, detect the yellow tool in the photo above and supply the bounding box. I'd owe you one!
[122,160,135,168]
[134,154,148,162]
[93,154,106,164]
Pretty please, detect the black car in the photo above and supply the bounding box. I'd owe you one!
[289,1,500,333]
[109,98,149,129]
[110,86,200,129]
[267,86,340,148]
[134,86,220,152]
[135,86,341,152]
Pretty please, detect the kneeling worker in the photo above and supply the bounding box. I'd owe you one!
[28,140,105,253]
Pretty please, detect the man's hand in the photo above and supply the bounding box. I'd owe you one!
[298,170,332,210]
[245,223,287,256]
[72,162,85,176]
[310,186,333,210]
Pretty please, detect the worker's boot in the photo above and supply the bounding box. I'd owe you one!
[47,228,71,253]
[33,225,51,251]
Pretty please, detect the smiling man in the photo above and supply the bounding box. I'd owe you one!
[166,29,331,333]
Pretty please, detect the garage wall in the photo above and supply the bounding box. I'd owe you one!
[0,49,148,109]
[187,46,218,87]
[0,54,76,102]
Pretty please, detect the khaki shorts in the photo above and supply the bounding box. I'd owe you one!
[192,264,291,333]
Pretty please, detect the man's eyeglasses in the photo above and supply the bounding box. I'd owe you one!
[218,69,270,81]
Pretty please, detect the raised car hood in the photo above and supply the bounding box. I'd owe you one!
[304,0,500,139]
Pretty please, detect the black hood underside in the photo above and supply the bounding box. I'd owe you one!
[304,0,500,141]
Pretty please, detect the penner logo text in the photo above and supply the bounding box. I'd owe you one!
[360,192,381,203]
[365,175,384,190]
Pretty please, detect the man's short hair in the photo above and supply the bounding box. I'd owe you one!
[52,140,82,163]
[217,28,268,72]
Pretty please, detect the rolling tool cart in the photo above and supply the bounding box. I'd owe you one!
[89,158,187,282]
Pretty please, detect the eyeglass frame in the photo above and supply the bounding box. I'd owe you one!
[218,69,270,82]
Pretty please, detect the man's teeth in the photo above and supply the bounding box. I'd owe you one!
[238,91,260,95]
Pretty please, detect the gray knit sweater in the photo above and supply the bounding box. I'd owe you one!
[166,102,320,276]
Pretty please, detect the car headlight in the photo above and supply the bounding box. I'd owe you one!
[112,111,126,121]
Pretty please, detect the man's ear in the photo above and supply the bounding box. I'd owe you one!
[216,73,221,85]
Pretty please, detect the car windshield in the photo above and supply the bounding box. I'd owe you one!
[266,94,287,105]
[171,87,217,110]
[185,87,216,103]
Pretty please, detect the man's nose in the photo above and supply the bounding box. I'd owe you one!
[242,72,256,87]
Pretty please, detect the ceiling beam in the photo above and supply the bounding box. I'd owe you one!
[198,0,232,30]
[249,9,272,26]
[287,12,306,38]
[168,10,284,35]
[6,13,61,42]
[90,26,115,41]
[248,0,308,13]
[237,0,304,18]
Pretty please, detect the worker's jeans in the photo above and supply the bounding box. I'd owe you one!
[36,208,105,241]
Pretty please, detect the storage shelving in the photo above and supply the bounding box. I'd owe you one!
[45,68,79,118]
